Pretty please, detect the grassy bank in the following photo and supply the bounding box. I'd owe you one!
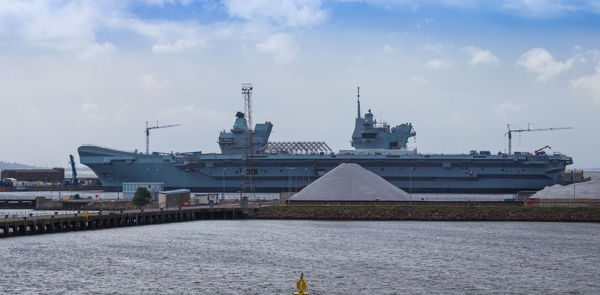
[251,205,600,222]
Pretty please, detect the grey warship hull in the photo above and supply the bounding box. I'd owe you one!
[78,85,573,194]
[78,145,572,193]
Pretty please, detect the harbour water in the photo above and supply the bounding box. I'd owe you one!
[1,220,599,294]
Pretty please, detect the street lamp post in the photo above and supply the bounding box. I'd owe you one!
[573,182,576,207]
[183,168,189,188]
[305,167,308,187]
[286,167,295,194]
[409,167,414,207]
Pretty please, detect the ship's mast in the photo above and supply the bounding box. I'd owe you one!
[241,83,255,199]
[242,83,253,131]
[357,86,361,119]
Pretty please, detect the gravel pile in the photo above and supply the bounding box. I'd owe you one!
[532,176,600,199]
[289,163,409,201]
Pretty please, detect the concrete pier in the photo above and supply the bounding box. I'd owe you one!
[0,206,253,238]
[0,199,36,209]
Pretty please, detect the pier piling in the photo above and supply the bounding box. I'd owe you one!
[0,206,251,238]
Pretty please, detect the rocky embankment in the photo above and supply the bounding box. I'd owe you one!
[251,205,600,222]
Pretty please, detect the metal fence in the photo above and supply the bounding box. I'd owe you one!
[0,210,89,219]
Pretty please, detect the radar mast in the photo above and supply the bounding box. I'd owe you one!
[242,83,253,131]
[357,86,361,119]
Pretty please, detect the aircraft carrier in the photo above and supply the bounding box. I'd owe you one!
[78,86,573,193]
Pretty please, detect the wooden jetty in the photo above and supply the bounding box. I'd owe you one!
[0,206,253,238]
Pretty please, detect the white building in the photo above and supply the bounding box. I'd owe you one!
[122,182,164,201]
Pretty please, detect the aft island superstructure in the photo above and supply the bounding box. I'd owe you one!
[78,86,573,193]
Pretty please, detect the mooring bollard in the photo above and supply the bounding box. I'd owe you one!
[294,272,308,295]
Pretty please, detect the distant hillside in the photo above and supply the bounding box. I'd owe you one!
[0,161,41,171]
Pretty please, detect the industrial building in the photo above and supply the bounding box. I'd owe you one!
[159,189,191,208]
[192,193,220,206]
[1,168,64,184]
[122,182,164,201]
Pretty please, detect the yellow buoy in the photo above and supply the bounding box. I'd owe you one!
[294,272,308,295]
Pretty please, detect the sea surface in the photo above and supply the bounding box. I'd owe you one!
[1,220,599,294]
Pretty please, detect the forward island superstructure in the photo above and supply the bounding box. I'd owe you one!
[78,86,573,193]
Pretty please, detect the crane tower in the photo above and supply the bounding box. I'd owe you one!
[145,121,181,154]
[505,124,572,155]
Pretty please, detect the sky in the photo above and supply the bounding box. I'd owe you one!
[0,0,599,169]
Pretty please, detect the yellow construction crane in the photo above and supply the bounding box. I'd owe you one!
[506,124,572,155]
[145,121,181,154]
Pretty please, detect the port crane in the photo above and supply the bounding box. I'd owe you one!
[534,145,551,155]
[69,154,79,185]
[145,121,181,154]
[60,154,79,185]
[506,124,572,155]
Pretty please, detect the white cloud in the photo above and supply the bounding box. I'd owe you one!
[223,0,328,27]
[425,59,451,69]
[571,62,600,103]
[517,48,573,82]
[571,47,600,64]
[157,105,228,122]
[0,1,119,56]
[79,42,117,60]
[140,74,168,89]
[80,103,101,112]
[494,102,527,116]
[0,1,210,59]
[79,103,107,120]
[415,17,435,29]
[342,1,600,18]
[409,76,427,84]
[423,43,447,54]
[586,49,600,62]
[152,39,205,53]
[451,113,463,121]
[383,45,393,53]
[463,46,500,66]
[500,0,586,17]
[139,0,198,6]
[353,56,366,64]
[256,33,298,63]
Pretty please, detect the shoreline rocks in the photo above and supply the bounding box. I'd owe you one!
[251,205,600,222]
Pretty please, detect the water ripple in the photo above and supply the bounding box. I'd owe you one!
[0,221,599,294]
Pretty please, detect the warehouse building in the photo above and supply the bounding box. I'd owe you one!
[1,168,65,184]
